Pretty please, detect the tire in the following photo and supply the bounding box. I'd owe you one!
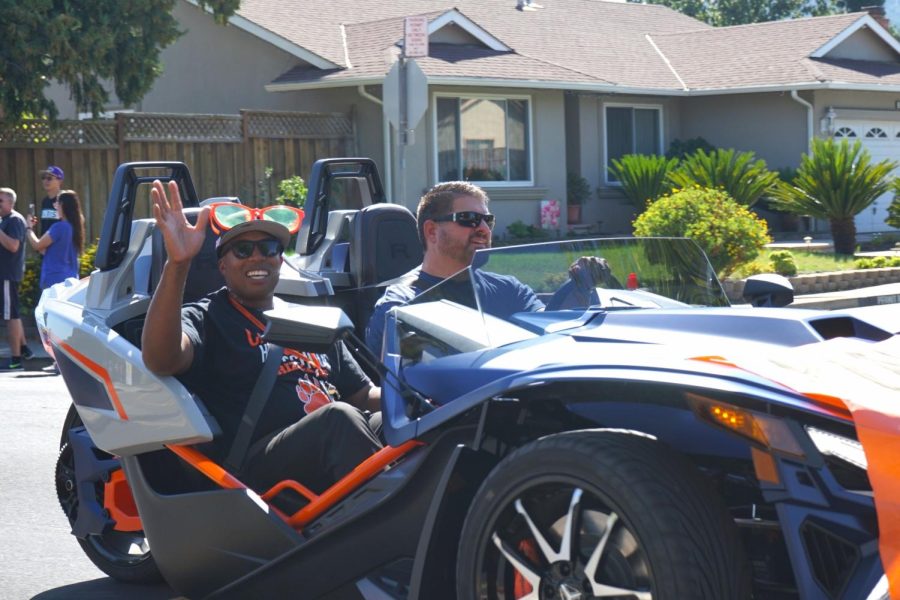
[57,407,162,584]
[456,430,749,600]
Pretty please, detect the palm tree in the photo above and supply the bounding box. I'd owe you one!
[667,148,778,207]
[770,138,897,255]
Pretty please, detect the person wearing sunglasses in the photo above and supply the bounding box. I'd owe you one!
[141,180,382,496]
[365,181,543,356]
[37,166,64,237]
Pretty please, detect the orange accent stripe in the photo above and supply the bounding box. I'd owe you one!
[166,444,247,490]
[228,295,266,331]
[261,479,319,504]
[287,440,423,528]
[167,440,422,532]
[55,338,129,420]
[690,355,852,421]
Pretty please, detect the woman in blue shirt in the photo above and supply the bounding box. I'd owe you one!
[26,190,84,288]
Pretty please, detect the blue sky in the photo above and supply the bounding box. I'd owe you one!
[887,0,899,25]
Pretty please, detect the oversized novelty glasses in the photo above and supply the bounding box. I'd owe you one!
[431,211,495,230]
[208,203,305,236]
[227,239,284,259]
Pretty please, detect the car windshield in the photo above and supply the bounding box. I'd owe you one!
[391,237,727,362]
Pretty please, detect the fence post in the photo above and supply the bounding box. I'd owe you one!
[116,113,126,164]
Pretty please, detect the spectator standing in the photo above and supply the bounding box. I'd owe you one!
[26,190,84,288]
[0,187,28,371]
[26,190,85,374]
[38,166,64,236]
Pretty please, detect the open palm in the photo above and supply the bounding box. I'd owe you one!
[151,179,210,265]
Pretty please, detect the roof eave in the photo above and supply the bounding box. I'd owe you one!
[811,14,900,59]
[266,76,900,96]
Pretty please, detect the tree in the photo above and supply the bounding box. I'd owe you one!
[769,138,896,255]
[646,0,845,26]
[0,0,239,125]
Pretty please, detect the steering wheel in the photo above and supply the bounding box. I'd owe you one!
[545,256,621,311]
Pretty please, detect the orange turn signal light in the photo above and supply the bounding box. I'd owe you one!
[687,393,805,458]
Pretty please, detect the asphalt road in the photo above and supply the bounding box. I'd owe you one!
[0,365,176,600]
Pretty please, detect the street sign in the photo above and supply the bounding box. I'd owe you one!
[382,59,428,134]
[404,16,429,58]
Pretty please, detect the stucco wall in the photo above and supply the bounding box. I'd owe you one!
[677,92,809,170]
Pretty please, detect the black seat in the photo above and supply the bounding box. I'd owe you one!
[345,204,423,336]
[149,207,225,303]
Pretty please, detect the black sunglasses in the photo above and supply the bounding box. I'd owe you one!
[41,175,58,181]
[227,239,284,259]
[432,211,495,230]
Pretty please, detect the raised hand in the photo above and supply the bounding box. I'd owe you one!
[150,179,210,265]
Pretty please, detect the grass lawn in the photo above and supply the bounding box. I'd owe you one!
[730,250,859,278]
[791,251,858,273]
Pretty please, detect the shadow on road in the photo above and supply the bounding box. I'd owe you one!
[32,578,178,600]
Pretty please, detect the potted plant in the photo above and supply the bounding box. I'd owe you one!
[567,172,591,224]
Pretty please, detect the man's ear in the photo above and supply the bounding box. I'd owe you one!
[423,220,438,246]
[218,256,226,274]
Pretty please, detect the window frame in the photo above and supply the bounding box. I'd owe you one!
[431,92,535,187]
[602,102,664,186]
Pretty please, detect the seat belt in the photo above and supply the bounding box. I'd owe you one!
[225,344,283,473]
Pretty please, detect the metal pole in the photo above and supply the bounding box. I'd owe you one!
[398,55,408,206]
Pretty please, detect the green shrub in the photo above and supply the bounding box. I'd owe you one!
[506,220,548,240]
[668,148,779,207]
[276,175,308,209]
[666,137,715,160]
[887,178,900,229]
[19,257,41,315]
[768,250,797,276]
[632,187,771,276]
[80,239,98,278]
[609,154,678,213]
[567,172,592,206]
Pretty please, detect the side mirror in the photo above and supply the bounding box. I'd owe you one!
[263,304,353,353]
[742,274,794,308]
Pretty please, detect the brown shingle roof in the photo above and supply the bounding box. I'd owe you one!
[235,1,900,92]
[650,12,873,90]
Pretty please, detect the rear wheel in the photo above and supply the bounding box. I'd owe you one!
[456,430,749,600]
[57,406,161,583]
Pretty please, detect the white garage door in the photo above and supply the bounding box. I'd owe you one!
[833,120,900,233]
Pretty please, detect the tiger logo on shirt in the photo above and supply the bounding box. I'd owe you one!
[295,378,333,414]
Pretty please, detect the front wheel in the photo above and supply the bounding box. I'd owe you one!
[456,430,749,600]
[57,406,161,584]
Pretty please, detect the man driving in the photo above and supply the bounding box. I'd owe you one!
[365,181,543,356]
[142,180,382,494]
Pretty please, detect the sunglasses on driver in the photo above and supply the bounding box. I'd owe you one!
[431,211,496,230]
[224,238,284,259]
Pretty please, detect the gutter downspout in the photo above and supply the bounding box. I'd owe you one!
[790,90,814,153]
[790,90,817,232]
[358,85,393,202]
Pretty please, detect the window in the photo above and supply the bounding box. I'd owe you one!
[436,96,531,184]
[834,127,857,138]
[604,105,662,183]
[865,127,887,138]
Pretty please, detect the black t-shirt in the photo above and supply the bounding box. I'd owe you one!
[178,287,371,459]
[39,195,59,236]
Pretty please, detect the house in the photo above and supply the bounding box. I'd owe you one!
[45,0,900,235]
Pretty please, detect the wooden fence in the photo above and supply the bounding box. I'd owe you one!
[0,110,356,241]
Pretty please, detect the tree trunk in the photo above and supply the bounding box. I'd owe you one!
[830,216,857,255]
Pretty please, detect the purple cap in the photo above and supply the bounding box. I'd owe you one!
[40,166,64,180]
